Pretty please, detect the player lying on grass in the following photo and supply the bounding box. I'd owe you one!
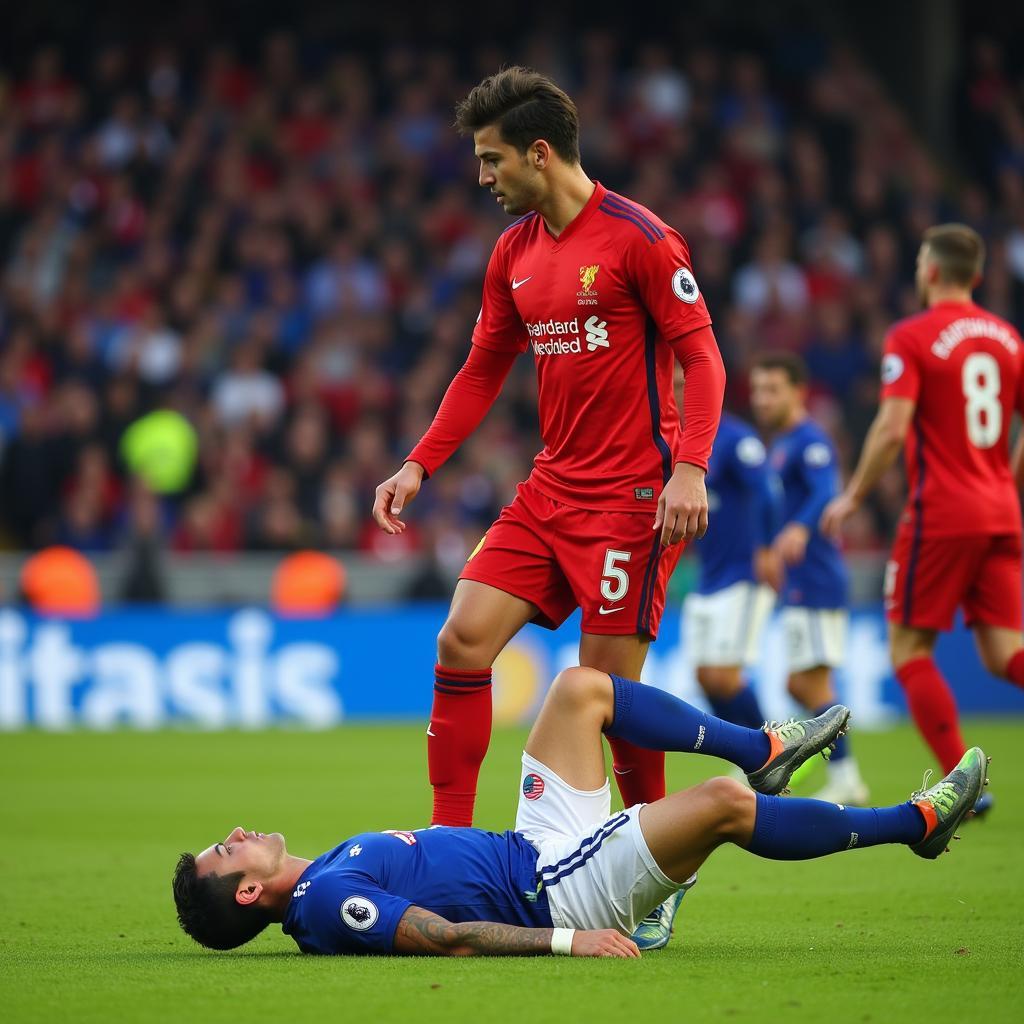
[173,670,987,958]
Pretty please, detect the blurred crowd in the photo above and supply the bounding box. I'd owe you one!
[1,25,1023,582]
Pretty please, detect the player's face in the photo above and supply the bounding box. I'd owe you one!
[194,827,287,883]
[474,124,542,217]
[749,367,797,432]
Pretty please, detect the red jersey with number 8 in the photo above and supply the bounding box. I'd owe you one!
[881,300,1024,537]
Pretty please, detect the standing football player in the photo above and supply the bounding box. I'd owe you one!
[823,224,1024,808]
[372,69,725,945]
[685,411,781,729]
[750,353,869,805]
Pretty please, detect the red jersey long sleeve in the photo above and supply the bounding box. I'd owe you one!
[668,324,726,473]
[405,343,518,476]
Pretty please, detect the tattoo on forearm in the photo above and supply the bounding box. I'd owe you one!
[395,906,553,956]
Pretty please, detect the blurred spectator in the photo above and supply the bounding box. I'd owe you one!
[0,20,1022,571]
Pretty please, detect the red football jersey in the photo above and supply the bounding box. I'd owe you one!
[881,300,1024,537]
[472,182,712,512]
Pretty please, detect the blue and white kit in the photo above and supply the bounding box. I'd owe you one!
[769,417,849,671]
[282,756,681,954]
[685,413,780,667]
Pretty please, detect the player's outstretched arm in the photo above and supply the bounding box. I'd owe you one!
[821,397,915,538]
[393,906,640,958]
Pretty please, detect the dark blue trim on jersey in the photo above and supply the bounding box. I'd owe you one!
[538,812,630,887]
[636,532,663,636]
[500,211,539,236]
[644,318,674,487]
[598,201,659,244]
[602,194,665,240]
[635,317,674,636]
[903,421,927,624]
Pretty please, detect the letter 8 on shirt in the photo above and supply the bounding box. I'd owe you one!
[474,181,712,514]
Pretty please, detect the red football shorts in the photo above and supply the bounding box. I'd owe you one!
[460,480,684,638]
[885,527,1023,632]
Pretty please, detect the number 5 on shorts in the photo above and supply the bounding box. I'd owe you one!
[601,549,632,603]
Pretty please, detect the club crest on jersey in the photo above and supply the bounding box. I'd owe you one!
[578,264,600,305]
[522,773,545,800]
[341,895,379,931]
[672,267,700,303]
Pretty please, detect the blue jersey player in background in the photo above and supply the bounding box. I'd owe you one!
[172,666,986,958]
[750,353,869,805]
[685,411,782,728]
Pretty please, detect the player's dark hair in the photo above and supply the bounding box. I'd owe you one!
[172,852,272,951]
[922,223,985,286]
[454,66,580,164]
[752,351,808,386]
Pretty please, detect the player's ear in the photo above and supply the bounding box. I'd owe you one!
[531,140,550,169]
[236,881,263,906]
[972,272,983,288]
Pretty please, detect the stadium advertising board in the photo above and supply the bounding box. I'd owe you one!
[1,605,1021,730]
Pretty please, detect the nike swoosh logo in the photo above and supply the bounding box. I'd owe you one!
[613,767,632,775]
[598,605,624,615]
[511,276,532,290]
[426,726,436,737]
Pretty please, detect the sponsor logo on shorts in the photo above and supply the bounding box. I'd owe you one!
[634,487,655,500]
[846,832,859,848]
[522,773,545,800]
[694,724,706,751]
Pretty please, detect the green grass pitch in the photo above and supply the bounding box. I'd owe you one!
[3,721,1023,1024]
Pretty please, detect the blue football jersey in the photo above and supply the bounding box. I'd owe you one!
[769,418,848,609]
[282,827,552,955]
[696,413,781,594]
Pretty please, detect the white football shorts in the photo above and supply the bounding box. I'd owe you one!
[514,752,685,935]
[781,606,848,672]
[684,581,776,667]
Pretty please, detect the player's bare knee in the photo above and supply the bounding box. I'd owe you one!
[700,777,754,838]
[548,667,611,715]
[437,617,486,666]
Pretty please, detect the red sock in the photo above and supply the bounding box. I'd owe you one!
[428,665,492,827]
[895,657,966,774]
[1004,649,1024,689]
[606,736,666,806]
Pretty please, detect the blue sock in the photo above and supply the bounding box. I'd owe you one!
[605,675,770,774]
[815,702,849,761]
[708,685,766,730]
[747,793,926,859]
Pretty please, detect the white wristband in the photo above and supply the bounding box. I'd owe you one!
[551,928,575,956]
